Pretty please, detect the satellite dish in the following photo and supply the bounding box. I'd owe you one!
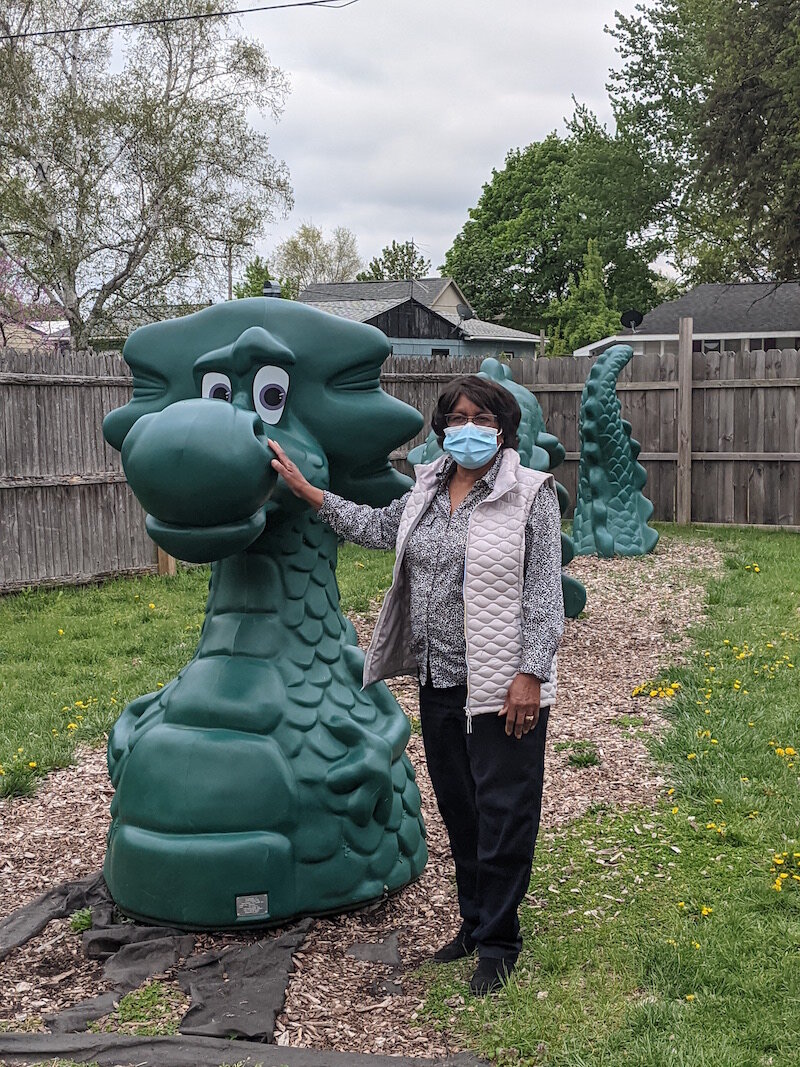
[620,308,644,331]
[456,303,475,321]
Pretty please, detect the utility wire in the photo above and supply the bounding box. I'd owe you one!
[0,0,360,42]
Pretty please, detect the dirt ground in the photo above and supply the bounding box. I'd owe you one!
[0,537,721,1056]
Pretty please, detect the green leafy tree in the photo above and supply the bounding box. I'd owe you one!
[0,0,292,351]
[608,0,800,282]
[356,240,431,281]
[234,255,272,299]
[544,239,621,355]
[273,223,361,300]
[442,122,662,333]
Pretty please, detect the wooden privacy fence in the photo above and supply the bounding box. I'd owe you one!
[520,327,800,528]
[383,339,800,527]
[0,349,159,593]
[2,334,798,592]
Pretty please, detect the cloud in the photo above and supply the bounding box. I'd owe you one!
[242,0,638,272]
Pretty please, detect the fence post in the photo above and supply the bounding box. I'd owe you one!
[677,316,693,524]
[157,547,177,577]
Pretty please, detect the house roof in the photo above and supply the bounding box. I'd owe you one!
[299,280,541,344]
[300,297,408,323]
[637,282,800,334]
[298,278,453,307]
[435,310,541,343]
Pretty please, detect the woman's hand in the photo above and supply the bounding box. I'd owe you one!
[498,672,541,739]
[268,438,324,511]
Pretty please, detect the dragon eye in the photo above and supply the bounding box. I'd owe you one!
[253,366,289,425]
[201,372,232,403]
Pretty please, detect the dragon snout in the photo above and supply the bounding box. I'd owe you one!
[121,400,275,562]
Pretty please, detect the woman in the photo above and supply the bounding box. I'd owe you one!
[269,375,564,996]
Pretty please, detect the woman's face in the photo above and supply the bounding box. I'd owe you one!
[446,394,502,435]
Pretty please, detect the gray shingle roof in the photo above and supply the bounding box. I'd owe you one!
[639,282,800,333]
[300,298,407,323]
[298,278,452,308]
[436,310,540,343]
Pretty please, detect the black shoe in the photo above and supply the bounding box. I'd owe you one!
[469,956,514,996]
[431,926,477,963]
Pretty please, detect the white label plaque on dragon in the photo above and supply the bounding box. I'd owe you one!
[236,893,269,918]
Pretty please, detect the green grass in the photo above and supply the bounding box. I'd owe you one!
[421,525,800,1066]
[0,543,393,796]
[88,980,188,1036]
[68,907,93,933]
[553,739,601,768]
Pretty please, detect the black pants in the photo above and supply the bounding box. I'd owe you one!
[418,679,549,962]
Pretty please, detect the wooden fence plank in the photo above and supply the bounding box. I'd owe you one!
[2,340,800,592]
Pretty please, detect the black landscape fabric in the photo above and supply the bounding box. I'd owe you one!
[0,1032,489,1066]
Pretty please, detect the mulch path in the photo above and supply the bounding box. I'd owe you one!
[0,537,721,1056]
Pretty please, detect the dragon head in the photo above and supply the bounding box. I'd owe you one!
[104,299,422,562]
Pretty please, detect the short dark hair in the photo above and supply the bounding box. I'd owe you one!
[431,375,520,451]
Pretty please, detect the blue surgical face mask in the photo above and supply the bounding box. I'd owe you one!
[442,423,501,469]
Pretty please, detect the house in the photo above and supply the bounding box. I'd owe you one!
[575,282,800,357]
[0,319,68,351]
[297,278,543,359]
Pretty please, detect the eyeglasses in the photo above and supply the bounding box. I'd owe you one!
[444,413,499,429]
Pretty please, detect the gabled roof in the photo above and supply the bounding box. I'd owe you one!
[301,297,408,323]
[638,282,800,334]
[299,279,542,344]
[298,277,453,308]
[436,309,542,343]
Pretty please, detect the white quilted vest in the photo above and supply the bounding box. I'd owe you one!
[362,450,559,724]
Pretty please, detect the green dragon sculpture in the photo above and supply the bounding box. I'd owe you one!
[102,299,427,929]
[407,357,587,618]
[572,344,659,557]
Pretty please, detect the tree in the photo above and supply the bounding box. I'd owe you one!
[544,239,621,355]
[356,240,431,281]
[272,223,361,299]
[0,0,292,351]
[0,254,40,345]
[607,0,800,282]
[234,255,272,299]
[441,122,662,333]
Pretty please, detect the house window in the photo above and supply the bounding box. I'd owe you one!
[431,347,450,356]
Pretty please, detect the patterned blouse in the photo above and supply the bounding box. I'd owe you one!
[318,452,564,689]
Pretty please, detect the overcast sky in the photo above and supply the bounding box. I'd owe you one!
[245,0,638,276]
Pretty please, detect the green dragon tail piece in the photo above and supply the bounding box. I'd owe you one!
[102,299,427,929]
[573,344,659,557]
[406,357,587,618]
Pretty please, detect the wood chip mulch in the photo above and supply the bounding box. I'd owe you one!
[0,537,721,1055]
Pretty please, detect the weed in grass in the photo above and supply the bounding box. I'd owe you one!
[615,714,646,728]
[68,907,93,933]
[89,980,189,1037]
[554,739,601,768]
